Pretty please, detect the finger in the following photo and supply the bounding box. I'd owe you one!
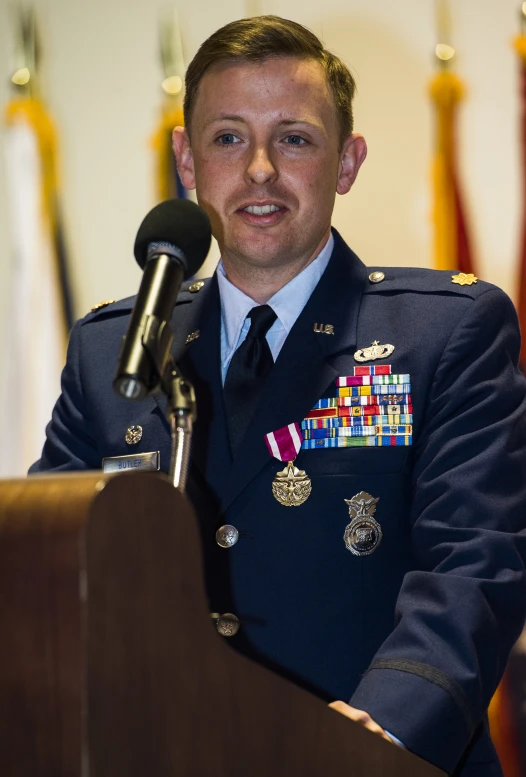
[329,702,392,742]
[361,718,392,742]
[329,701,370,723]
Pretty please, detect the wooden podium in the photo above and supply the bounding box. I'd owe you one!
[0,472,445,777]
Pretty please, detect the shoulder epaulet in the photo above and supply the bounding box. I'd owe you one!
[180,277,211,295]
[82,277,213,325]
[83,296,135,324]
[91,299,116,312]
[363,267,495,299]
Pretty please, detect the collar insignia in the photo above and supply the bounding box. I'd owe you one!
[452,273,478,286]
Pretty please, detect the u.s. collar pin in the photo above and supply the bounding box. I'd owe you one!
[313,323,335,335]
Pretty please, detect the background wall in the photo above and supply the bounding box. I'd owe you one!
[0,0,523,356]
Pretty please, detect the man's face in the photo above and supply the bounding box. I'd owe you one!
[174,56,365,273]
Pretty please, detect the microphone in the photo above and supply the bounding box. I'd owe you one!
[113,199,212,401]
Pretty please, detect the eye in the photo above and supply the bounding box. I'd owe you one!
[216,133,241,145]
[284,135,307,146]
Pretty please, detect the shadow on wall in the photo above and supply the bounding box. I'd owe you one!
[318,14,433,269]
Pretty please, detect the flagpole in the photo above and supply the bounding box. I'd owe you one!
[151,8,186,202]
[1,8,73,476]
[429,0,475,276]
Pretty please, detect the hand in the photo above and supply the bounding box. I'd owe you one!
[328,701,393,743]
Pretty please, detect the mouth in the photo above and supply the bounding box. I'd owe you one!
[242,204,281,215]
[236,201,288,225]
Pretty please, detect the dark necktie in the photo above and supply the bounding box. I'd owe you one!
[223,304,278,455]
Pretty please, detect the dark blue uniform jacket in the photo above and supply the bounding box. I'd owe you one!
[31,231,526,776]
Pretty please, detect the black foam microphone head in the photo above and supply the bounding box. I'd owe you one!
[133,199,212,278]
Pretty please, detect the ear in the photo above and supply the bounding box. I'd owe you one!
[172,127,196,190]
[336,133,367,195]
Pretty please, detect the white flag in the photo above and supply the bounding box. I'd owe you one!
[0,100,68,477]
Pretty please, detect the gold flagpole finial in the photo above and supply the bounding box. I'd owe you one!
[434,0,456,69]
[159,7,185,97]
[10,6,39,96]
[513,3,526,61]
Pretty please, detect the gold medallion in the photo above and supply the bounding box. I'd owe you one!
[452,273,478,286]
[354,340,395,363]
[272,461,312,507]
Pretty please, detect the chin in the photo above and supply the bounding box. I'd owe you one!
[230,233,296,267]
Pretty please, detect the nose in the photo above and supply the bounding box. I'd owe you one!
[245,144,278,185]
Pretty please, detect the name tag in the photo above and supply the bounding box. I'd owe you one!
[102,451,160,473]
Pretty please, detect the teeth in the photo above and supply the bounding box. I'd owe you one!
[244,204,280,215]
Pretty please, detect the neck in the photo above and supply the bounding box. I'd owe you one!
[221,229,331,304]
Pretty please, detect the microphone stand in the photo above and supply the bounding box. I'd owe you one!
[163,363,196,492]
[117,310,196,493]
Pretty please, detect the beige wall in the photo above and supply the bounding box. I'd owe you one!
[0,0,523,364]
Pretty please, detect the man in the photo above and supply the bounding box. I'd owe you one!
[31,16,526,776]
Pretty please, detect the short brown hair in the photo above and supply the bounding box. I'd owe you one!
[183,15,356,148]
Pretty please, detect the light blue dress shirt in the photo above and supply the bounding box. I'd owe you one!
[217,233,334,384]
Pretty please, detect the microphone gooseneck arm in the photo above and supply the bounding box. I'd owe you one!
[165,367,196,491]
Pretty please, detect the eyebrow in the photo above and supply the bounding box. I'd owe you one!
[203,115,324,131]
[203,115,244,127]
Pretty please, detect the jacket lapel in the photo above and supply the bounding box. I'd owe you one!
[180,279,233,494]
[151,279,214,425]
[220,232,368,512]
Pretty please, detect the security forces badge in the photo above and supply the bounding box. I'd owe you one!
[343,492,382,556]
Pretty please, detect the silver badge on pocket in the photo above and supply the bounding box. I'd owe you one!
[343,491,382,556]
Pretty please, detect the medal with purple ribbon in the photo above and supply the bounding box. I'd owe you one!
[265,422,312,507]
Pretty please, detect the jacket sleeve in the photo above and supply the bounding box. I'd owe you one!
[29,320,100,472]
[350,287,526,773]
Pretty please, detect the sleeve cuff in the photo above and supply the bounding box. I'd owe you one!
[350,666,474,773]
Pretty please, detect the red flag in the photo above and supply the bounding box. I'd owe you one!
[429,69,477,275]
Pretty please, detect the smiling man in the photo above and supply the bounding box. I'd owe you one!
[31,16,526,777]
[173,54,365,302]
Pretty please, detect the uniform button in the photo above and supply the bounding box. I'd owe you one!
[215,525,239,548]
[188,280,205,293]
[368,271,385,284]
[125,425,143,445]
[215,613,240,637]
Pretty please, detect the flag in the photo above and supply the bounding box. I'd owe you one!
[429,69,476,274]
[151,10,187,202]
[151,99,187,201]
[0,96,73,476]
[488,652,525,777]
